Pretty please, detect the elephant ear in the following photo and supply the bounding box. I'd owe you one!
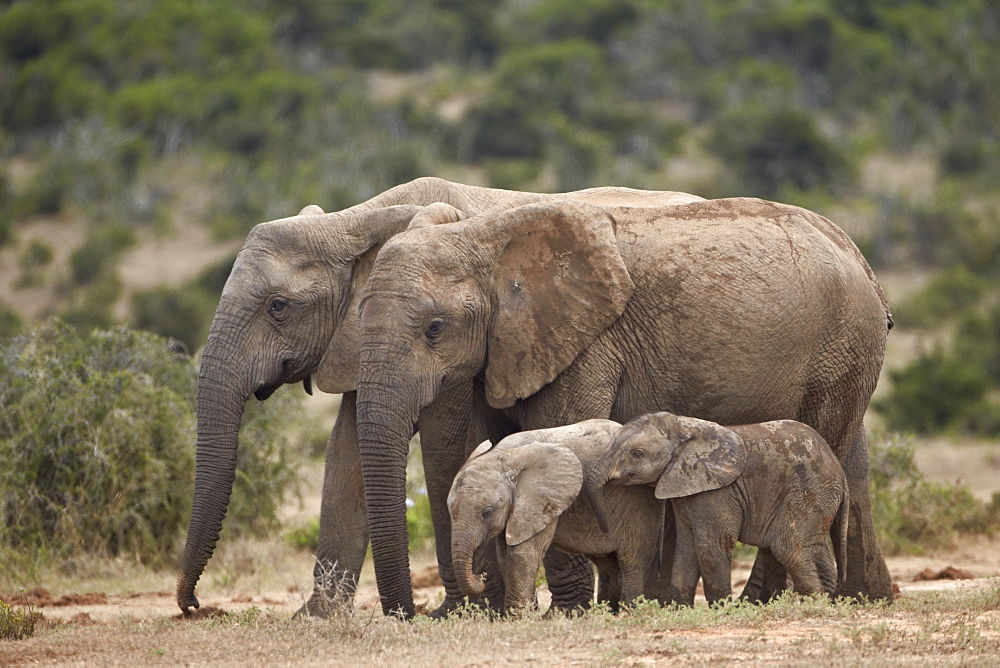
[504,442,584,546]
[407,202,467,230]
[655,417,747,500]
[315,204,425,393]
[475,200,635,408]
[466,439,494,463]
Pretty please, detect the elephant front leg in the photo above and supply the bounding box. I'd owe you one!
[418,383,507,617]
[839,425,894,601]
[296,392,369,618]
[500,530,554,615]
[669,518,700,607]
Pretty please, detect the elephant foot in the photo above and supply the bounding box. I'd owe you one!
[292,590,355,619]
[427,594,504,619]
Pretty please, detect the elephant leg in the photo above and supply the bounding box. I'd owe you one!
[669,516,700,607]
[592,555,621,613]
[295,392,368,618]
[645,503,677,604]
[739,548,790,603]
[838,425,894,601]
[542,548,595,615]
[813,538,839,595]
[415,383,500,618]
[694,528,734,607]
[770,533,824,597]
[618,552,648,607]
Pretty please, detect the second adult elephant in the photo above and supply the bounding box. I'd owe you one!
[355,197,894,618]
[174,176,703,618]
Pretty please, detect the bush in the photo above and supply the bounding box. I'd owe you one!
[892,266,990,329]
[870,434,1000,554]
[874,348,989,435]
[0,321,308,565]
[706,104,854,198]
[131,285,215,353]
[69,225,136,284]
[0,601,41,641]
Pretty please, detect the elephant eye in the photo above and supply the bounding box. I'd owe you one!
[425,319,444,341]
[630,449,644,460]
[269,299,288,315]
[481,507,493,519]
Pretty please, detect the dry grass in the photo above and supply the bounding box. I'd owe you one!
[3,580,1000,666]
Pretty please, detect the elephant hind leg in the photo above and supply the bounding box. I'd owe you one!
[769,535,824,597]
[838,425,894,601]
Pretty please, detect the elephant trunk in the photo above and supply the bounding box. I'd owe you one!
[452,537,485,598]
[356,355,423,619]
[585,463,614,534]
[175,345,250,612]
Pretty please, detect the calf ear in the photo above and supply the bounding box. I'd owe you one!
[407,202,467,229]
[298,204,325,216]
[504,443,583,546]
[467,440,494,463]
[655,421,746,500]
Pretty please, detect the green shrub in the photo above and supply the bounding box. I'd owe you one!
[953,305,1000,386]
[60,271,123,332]
[0,321,308,565]
[892,266,991,329]
[283,517,320,552]
[0,305,23,340]
[707,104,854,199]
[870,435,1000,554]
[0,601,41,641]
[873,348,989,435]
[69,226,136,284]
[131,285,215,353]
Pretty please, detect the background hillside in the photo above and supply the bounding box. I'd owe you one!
[0,1,998,437]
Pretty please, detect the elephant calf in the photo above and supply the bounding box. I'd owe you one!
[587,412,849,606]
[447,420,670,614]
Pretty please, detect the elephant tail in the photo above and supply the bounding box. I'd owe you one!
[832,485,850,585]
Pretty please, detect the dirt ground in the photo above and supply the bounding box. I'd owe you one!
[4,395,999,665]
[3,536,1000,665]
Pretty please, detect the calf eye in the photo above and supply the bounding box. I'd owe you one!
[481,507,493,519]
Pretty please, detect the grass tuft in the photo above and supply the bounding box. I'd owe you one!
[0,601,42,640]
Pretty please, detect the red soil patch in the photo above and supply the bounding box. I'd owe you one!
[410,565,443,589]
[1,588,109,607]
[913,566,975,581]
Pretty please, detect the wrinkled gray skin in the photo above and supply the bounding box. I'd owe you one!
[448,420,672,613]
[355,192,893,618]
[587,413,849,606]
[175,177,703,617]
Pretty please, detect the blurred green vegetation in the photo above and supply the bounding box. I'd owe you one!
[870,434,1000,554]
[0,322,312,567]
[0,0,997,544]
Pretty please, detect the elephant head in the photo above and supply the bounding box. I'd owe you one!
[586,412,746,532]
[175,201,465,613]
[447,440,583,601]
[354,200,634,617]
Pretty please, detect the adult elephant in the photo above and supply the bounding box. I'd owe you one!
[355,196,895,618]
[174,177,702,617]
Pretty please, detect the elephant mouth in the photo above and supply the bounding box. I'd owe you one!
[254,383,280,401]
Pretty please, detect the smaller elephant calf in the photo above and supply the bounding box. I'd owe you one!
[447,420,670,614]
[586,412,849,606]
